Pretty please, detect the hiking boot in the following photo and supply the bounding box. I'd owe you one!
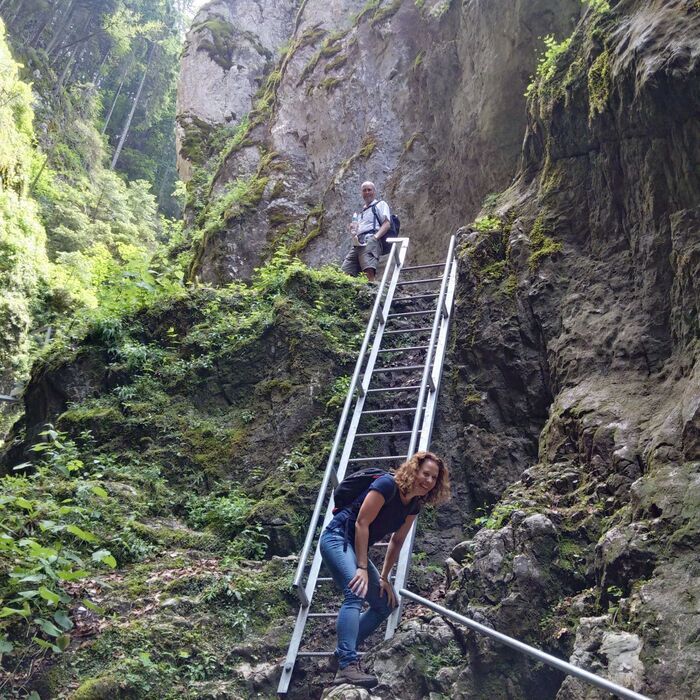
[332,662,378,688]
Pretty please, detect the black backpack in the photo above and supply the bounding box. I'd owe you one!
[332,467,396,512]
[370,203,401,255]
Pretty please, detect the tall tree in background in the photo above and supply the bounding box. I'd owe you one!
[0,0,192,216]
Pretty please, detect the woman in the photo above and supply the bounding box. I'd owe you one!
[320,450,451,688]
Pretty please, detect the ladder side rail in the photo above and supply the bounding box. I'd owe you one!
[279,238,410,696]
[314,234,409,530]
[399,589,652,700]
[384,248,458,639]
[406,234,456,457]
[292,239,408,600]
[417,254,458,450]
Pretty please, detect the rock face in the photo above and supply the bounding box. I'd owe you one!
[381,1,699,698]
[176,0,296,181]
[2,1,697,698]
[178,0,580,280]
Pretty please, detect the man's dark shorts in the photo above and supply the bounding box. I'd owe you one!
[341,237,381,276]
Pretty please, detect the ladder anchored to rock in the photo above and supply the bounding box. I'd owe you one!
[278,236,458,694]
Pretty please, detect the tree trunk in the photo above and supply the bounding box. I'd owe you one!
[91,47,110,86]
[101,55,135,135]
[111,42,155,170]
[30,16,51,46]
[56,14,91,89]
[8,0,27,27]
[46,0,77,56]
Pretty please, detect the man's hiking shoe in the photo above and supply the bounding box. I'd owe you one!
[332,662,378,688]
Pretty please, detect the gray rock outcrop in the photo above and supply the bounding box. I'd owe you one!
[178,0,580,280]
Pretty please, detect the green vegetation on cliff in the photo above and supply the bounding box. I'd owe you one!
[0,3,189,424]
[1,252,368,694]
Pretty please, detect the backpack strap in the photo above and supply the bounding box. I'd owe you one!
[369,202,387,231]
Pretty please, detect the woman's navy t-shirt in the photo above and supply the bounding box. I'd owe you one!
[328,474,421,546]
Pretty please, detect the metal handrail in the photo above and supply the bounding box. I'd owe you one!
[399,589,652,700]
[291,238,408,604]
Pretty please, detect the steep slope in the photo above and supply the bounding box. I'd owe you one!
[178,0,580,280]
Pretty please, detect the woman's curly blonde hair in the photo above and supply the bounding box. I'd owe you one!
[394,451,451,505]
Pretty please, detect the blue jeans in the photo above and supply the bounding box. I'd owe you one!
[319,527,394,669]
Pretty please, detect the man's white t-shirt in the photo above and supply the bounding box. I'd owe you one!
[358,199,391,243]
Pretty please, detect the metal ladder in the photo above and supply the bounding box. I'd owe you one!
[277,235,458,695]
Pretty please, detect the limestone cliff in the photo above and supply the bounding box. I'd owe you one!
[372,1,700,698]
[177,5,698,694]
[177,0,580,280]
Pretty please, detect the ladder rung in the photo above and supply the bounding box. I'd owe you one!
[366,385,420,393]
[308,613,337,618]
[349,455,405,463]
[383,326,433,335]
[355,430,415,438]
[362,406,422,415]
[402,263,445,271]
[396,277,442,286]
[372,364,425,373]
[387,310,435,318]
[372,542,389,547]
[393,293,440,303]
[377,345,429,354]
[297,651,366,657]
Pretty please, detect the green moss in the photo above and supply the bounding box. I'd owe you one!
[472,216,501,233]
[463,392,483,406]
[556,538,586,573]
[411,50,424,72]
[268,209,296,228]
[72,674,125,700]
[587,48,611,118]
[319,76,342,92]
[582,0,611,12]
[288,206,325,255]
[358,134,377,158]
[254,378,294,397]
[354,0,383,24]
[404,132,424,152]
[427,0,451,19]
[480,260,507,283]
[324,52,348,73]
[502,273,518,297]
[129,520,220,550]
[193,19,237,71]
[528,213,563,270]
[270,180,286,199]
[525,34,573,100]
[59,402,123,429]
[297,31,349,86]
[371,0,403,26]
[474,502,523,530]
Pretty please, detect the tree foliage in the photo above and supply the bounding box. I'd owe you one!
[0,0,192,217]
[0,16,187,410]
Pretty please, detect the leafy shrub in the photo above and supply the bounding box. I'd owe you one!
[0,427,116,658]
